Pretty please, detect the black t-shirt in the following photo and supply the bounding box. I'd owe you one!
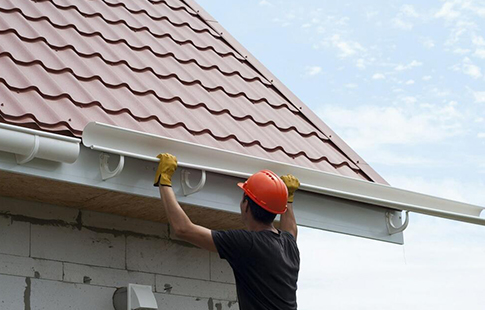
[212,229,300,310]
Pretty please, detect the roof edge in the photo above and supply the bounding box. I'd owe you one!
[182,0,388,185]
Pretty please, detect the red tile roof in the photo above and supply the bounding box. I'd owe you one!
[0,0,387,184]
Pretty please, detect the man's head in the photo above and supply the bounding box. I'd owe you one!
[237,170,288,227]
[240,194,277,225]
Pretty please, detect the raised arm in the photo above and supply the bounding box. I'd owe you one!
[280,174,300,240]
[155,153,217,252]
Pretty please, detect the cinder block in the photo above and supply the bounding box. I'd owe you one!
[30,278,115,310]
[0,274,26,310]
[0,253,62,280]
[82,210,169,238]
[210,252,235,284]
[127,236,210,280]
[0,196,78,223]
[155,274,237,301]
[155,293,239,310]
[0,216,30,256]
[63,263,155,288]
[31,224,125,269]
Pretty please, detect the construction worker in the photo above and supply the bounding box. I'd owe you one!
[155,153,300,310]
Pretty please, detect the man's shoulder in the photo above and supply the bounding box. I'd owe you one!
[212,229,254,244]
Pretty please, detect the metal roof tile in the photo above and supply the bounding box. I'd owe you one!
[0,7,271,87]
[0,32,312,134]
[0,0,386,183]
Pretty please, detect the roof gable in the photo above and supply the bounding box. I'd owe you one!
[0,0,386,184]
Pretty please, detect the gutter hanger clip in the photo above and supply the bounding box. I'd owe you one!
[181,169,206,196]
[100,153,125,181]
[386,210,410,235]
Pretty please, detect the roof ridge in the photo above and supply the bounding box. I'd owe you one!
[182,0,389,184]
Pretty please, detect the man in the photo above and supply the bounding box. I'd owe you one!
[155,153,300,310]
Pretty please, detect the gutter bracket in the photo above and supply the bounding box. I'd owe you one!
[386,210,409,235]
[16,135,40,164]
[100,153,125,181]
[181,169,206,196]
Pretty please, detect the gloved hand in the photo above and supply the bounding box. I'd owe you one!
[280,174,300,203]
[154,153,178,187]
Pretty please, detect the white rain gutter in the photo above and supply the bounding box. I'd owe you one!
[82,122,485,226]
[0,123,80,164]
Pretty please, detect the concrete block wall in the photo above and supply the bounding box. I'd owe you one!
[0,196,238,310]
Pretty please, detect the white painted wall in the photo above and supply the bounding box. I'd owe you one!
[0,196,238,310]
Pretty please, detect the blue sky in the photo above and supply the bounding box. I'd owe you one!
[195,1,485,309]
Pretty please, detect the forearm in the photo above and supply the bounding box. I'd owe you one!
[280,202,297,239]
[159,185,192,234]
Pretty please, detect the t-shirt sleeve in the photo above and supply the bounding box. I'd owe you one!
[212,230,253,263]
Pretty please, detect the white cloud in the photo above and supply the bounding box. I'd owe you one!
[298,217,485,310]
[317,103,464,151]
[392,18,413,30]
[422,75,432,81]
[335,17,350,26]
[301,23,311,28]
[395,60,423,71]
[402,96,417,104]
[421,38,435,49]
[401,4,419,17]
[473,91,485,103]
[372,73,386,80]
[392,5,419,30]
[472,35,485,46]
[356,58,366,69]
[345,83,358,89]
[258,0,272,6]
[405,80,415,85]
[452,57,483,78]
[478,133,485,139]
[366,10,379,19]
[305,66,322,76]
[463,58,482,78]
[365,149,438,167]
[474,49,485,59]
[430,87,452,97]
[453,48,471,54]
[328,34,366,58]
[387,176,485,206]
[435,2,461,20]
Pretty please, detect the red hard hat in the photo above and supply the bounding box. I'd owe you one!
[238,170,288,214]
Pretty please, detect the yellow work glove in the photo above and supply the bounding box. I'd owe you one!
[280,174,300,203]
[154,153,178,187]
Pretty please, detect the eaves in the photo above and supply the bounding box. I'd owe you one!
[1,123,484,245]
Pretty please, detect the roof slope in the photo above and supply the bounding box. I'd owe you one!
[0,0,386,183]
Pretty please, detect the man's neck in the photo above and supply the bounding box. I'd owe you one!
[246,221,278,233]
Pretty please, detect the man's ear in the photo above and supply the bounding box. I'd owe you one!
[242,199,249,213]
